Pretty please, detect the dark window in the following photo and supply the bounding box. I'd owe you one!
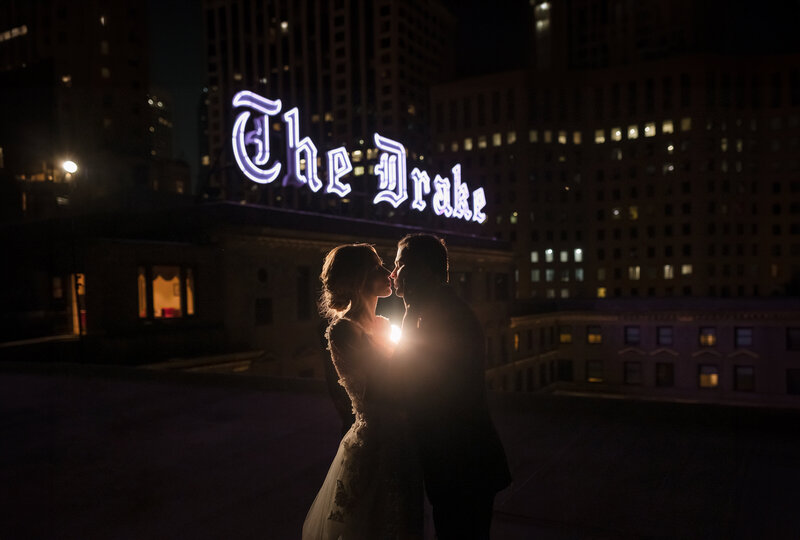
[557,360,573,382]
[624,325,641,345]
[624,362,643,385]
[735,327,753,348]
[255,297,273,325]
[657,326,673,346]
[586,360,603,383]
[787,369,800,395]
[734,366,755,391]
[494,273,509,301]
[656,363,674,387]
[787,328,800,350]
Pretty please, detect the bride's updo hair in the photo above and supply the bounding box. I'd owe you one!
[319,243,379,320]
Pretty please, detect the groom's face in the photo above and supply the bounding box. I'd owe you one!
[390,247,411,298]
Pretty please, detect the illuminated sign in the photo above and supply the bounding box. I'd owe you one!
[231,91,486,223]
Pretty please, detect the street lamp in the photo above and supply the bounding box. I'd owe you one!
[62,160,78,174]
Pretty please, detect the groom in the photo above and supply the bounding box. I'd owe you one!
[390,233,511,539]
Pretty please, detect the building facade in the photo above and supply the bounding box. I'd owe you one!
[431,1,800,301]
[0,202,513,378]
[487,299,800,407]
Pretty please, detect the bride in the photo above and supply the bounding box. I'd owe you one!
[303,244,422,540]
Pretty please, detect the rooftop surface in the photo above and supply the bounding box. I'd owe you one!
[2,363,799,539]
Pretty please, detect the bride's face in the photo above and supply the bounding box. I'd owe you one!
[363,254,393,299]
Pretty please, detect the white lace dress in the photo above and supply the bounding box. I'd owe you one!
[302,316,422,540]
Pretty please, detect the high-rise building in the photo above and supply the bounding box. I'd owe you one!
[433,0,800,301]
[0,0,152,215]
[201,0,456,225]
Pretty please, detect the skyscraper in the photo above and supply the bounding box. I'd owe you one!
[0,0,152,214]
[201,0,456,225]
[433,0,800,300]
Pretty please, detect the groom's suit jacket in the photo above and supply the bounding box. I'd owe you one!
[396,284,511,502]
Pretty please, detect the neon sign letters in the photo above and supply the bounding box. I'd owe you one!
[231,90,486,223]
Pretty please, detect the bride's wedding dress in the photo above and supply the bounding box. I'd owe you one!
[302,317,422,540]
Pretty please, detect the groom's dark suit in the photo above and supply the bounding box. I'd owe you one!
[396,284,511,538]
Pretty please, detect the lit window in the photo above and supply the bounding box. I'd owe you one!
[611,127,622,141]
[139,265,195,319]
[559,326,572,344]
[507,131,517,144]
[514,333,520,351]
[644,122,656,137]
[612,207,621,219]
[558,131,567,144]
[529,129,538,143]
[100,15,106,25]
[545,249,554,262]
[735,139,743,152]
[544,130,553,143]
[280,20,289,32]
[510,212,518,224]
[61,74,72,85]
[324,112,334,122]
[492,133,502,146]
[629,206,639,220]
[575,268,584,281]
[546,289,556,298]
[478,136,487,149]
[662,120,674,133]
[464,138,473,151]
[735,327,753,348]
[627,125,638,139]
[560,288,569,298]
[351,150,363,162]
[663,163,675,174]
[573,131,582,144]
[574,248,582,262]
[594,129,605,143]
[560,250,568,262]
[530,251,539,263]
[699,327,716,346]
[680,117,692,131]
[587,326,602,344]
[451,141,459,152]
[628,266,641,280]
[667,143,674,154]
[664,265,674,279]
[101,67,110,78]
[597,287,607,298]
[681,264,693,275]
[698,364,719,388]
[612,148,623,160]
[354,166,365,176]
[545,269,554,282]
[531,269,540,282]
